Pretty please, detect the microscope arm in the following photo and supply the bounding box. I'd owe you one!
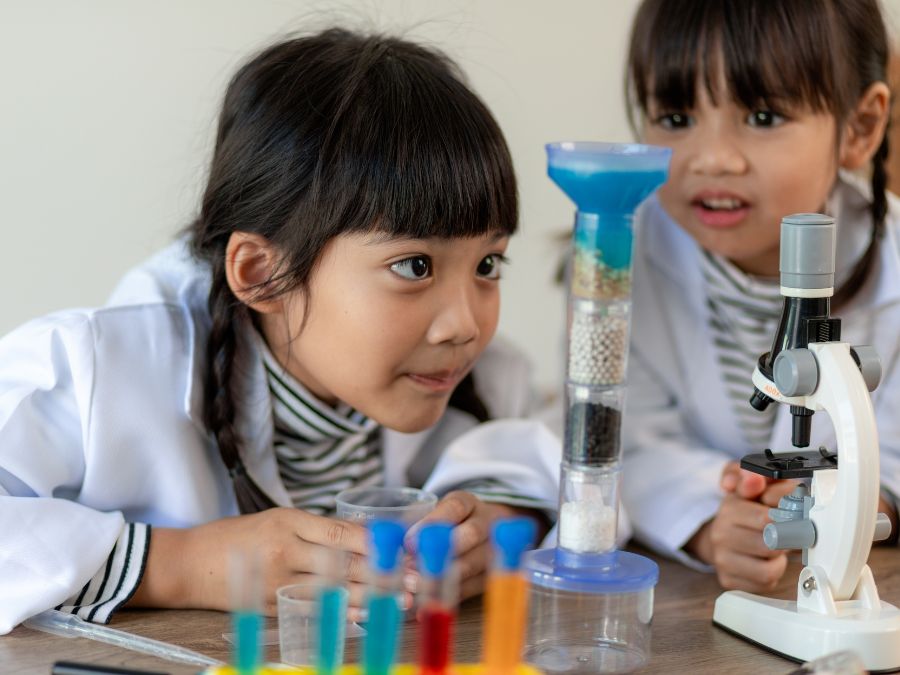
[792,342,880,600]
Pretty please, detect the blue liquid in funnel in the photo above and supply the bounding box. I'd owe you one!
[548,167,668,215]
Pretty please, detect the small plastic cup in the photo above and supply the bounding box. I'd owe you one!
[335,486,437,525]
[277,582,349,668]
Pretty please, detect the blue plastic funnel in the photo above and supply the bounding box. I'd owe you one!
[547,142,670,214]
[547,142,671,270]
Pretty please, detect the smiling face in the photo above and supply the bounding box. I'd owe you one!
[259,231,509,433]
[642,80,841,277]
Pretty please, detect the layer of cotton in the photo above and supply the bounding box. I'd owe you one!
[558,500,617,553]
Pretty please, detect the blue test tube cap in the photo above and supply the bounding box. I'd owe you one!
[492,518,537,572]
[418,523,454,577]
[369,519,406,573]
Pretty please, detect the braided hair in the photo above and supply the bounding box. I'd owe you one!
[188,29,517,512]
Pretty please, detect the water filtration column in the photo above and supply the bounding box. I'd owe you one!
[549,142,670,553]
[523,143,671,675]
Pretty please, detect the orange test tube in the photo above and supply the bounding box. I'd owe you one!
[481,518,536,674]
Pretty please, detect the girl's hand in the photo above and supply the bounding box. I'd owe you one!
[686,462,799,592]
[130,507,373,615]
[403,491,544,601]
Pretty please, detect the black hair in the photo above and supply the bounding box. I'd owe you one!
[626,0,891,307]
[189,28,517,513]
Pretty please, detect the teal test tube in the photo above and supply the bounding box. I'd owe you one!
[229,549,263,675]
[363,520,406,675]
[316,582,348,675]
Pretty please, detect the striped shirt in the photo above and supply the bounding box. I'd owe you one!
[700,252,783,451]
[57,523,150,624]
[261,342,384,515]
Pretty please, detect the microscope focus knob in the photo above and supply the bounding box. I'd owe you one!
[774,349,819,397]
[874,512,893,542]
[851,345,882,392]
[763,519,817,551]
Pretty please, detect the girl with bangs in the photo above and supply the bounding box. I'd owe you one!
[0,29,550,631]
[620,0,900,592]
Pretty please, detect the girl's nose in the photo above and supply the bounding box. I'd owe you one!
[687,130,748,176]
[427,286,480,346]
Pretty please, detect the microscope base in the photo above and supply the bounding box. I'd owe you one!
[713,590,900,672]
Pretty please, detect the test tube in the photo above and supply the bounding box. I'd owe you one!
[229,549,263,675]
[482,518,536,674]
[315,553,349,675]
[363,520,406,675]
[417,523,456,675]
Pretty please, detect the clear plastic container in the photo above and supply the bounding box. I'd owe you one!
[334,486,436,524]
[523,549,658,674]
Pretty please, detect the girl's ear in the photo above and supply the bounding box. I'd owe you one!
[224,231,283,314]
[839,81,891,170]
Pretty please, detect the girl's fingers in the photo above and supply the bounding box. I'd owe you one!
[458,572,487,601]
[715,549,788,592]
[735,470,768,499]
[718,524,784,559]
[455,541,490,582]
[720,461,741,492]
[343,583,413,623]
[280,538,369,582]
[720,496,772,532]
[432,492,479,525]
[295,513,369,555]
[452,512,491,557]
[760,480,800,507]
[406,491,477,551]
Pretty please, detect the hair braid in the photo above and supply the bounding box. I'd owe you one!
[833,133,890,310]
[204,265,277,513]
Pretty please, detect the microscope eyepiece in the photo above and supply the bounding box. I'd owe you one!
[780,214,836,294]
[750,387,773,411]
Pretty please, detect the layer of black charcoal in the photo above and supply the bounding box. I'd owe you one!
[565,401,621,464]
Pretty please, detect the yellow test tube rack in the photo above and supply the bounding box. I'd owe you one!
[205,664,541,674]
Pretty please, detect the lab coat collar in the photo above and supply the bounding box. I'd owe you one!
[640,172,900,314]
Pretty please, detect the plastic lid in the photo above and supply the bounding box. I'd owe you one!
[369,520,406,573]
[418,523,454,577]
[492,518,537,571]
[523,548,659,594]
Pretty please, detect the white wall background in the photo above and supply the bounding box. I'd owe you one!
[2,1,899,394]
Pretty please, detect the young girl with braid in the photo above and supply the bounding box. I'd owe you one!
[0,28,551,632]
[618,0,900,591]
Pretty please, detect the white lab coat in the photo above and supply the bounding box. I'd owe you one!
[621,173,900,567]
[0,241,559,634]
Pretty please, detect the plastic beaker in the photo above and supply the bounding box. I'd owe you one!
[335,486,437,525]
[523,549,657,674]
[277,583,349,668]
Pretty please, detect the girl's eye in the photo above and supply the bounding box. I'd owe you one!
[654,112,693,130]
[747,110,785,128]
[477,254,505,280]
[390,255,431,280]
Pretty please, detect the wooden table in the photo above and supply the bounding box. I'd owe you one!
[4,546,899,674]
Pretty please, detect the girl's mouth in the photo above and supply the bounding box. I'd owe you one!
[406,368,465,393]
[692,195,750,229]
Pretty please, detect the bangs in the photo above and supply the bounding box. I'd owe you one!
[308,36,517,241]
[628,0,850,119]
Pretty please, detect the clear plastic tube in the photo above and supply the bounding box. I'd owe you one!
[24,610,223,667]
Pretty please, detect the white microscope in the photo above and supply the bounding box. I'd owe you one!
[712,213,900,671]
